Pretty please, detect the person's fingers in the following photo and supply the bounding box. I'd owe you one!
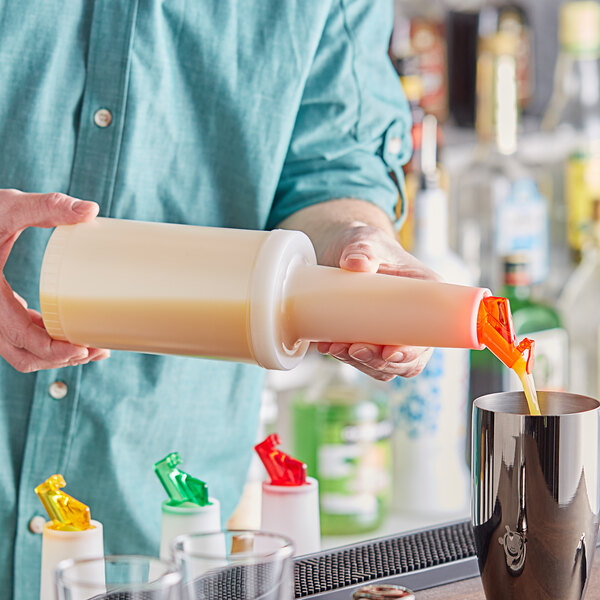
[0,190,99,269]
[323,342,433,381]
[19,304,110,365]
[26,308,45,329]
[316,341,333,355]
[339,241,380,273]
[347,343,431,375]
[0,190,99,236]
[380,344,431,364]
[87,348,111,362]
[13,290,28,309]
[0,281,89,364]
[28,309,110,361]
[0,337,77,373]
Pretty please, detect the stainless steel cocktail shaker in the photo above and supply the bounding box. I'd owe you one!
[472,391,599,599]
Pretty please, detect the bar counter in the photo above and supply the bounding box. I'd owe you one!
[416,551,600,599]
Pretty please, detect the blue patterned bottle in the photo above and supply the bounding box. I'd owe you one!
[391,115,472,515]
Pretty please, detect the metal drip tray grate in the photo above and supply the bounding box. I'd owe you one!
[88,522,479,599]
[293,521,477,598]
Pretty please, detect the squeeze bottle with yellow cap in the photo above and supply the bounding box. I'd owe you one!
[35,474,105,600]
[40,217,493,369]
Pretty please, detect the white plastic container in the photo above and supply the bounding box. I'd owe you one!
[40,520,104,600]
[40,218,489,370]
[261,476,320,556]
[159,499,221,561]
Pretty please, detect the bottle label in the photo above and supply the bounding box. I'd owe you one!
[318,440,390,518]
[495,179,550,284]
[565,152,600,251]
[391,348,469,442]
[504,327,569,392]
[317,416,391,519]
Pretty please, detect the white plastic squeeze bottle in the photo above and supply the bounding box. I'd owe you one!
[153,452,222,561]
[255,433,320,556]
[40,217,490,370]
[35,474,105,600]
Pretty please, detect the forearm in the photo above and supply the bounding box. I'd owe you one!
[276,198,396,265]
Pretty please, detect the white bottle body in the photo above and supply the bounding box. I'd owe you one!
[159,499,222,562]
[261,477,320,556]
[40,520,105,600]
[40,218,489,371]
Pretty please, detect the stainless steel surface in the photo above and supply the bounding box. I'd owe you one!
[472,391,600,599]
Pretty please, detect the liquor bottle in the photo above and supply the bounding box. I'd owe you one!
[452,30,550,292]
[500,255,569,393]
[558,201,600,399]
[292,358,393,535]
[393,58,425,252]
[542,1,600,264]
[447,0,533,127]
[470,254,569,403]
[393,0,449,121]
[390,116,472,515]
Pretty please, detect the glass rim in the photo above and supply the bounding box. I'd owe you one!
[474,390,600,416]
[55,554,182,590]
[172,529,295,562]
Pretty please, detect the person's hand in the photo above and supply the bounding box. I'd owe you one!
[0,189,110,372]
[317,223,440,382]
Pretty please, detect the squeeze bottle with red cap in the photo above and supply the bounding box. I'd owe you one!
[255,433,320,555]
[39,217,493,370]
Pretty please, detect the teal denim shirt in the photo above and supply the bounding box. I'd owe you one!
[0,1,411,597]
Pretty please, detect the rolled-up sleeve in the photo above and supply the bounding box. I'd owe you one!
[268,0,412,230]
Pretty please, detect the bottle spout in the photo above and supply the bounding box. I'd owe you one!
[477,296,535,373]
[154,452,211,507]
[255,433,307,486]
[34,474,92,531]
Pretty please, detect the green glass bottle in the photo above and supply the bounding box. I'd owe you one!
[292,358,392,536]
[470,254,568,403]
[500,254,568,391]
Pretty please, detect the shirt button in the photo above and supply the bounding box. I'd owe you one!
[49,381,68,400]
[29,515,46,534]
[386,136,402,156]
[94,108,113,128]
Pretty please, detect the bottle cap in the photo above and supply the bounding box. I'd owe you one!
[560,1,600,55]
[477,296,535,373]
[154,452,211,507]
[34,474,93,531]
[255,433,307,486]
[352,584,415,599]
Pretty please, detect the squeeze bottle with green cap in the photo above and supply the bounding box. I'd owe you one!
[154,452,221,560]
[255,433,320,555]
[35,474,105,600]
[39,217,492,370]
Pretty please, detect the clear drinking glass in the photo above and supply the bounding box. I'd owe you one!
[55,555,182,600]
[172,530,294,600]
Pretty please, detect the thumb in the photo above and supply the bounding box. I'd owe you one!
[1,190,99,237]
[339,242,380,273]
